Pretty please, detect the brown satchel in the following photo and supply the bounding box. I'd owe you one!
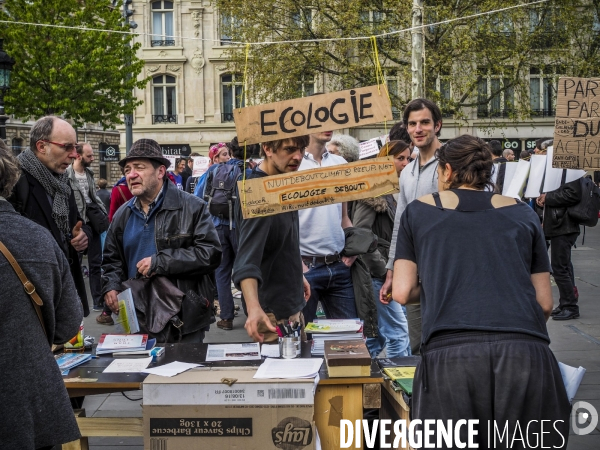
[0,240,49,342]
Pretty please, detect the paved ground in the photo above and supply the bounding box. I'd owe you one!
[79,227,600,449]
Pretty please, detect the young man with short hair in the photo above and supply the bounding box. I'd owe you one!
[233,137,311,343]
[380,98,443,355]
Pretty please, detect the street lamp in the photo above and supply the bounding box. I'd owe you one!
[0,39,15,142]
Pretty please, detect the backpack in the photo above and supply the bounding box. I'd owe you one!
[567,176,600,227]
[204,163,242,220]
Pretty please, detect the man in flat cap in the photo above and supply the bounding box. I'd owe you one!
[100,139,222,342]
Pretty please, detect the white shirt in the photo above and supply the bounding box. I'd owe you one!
[298,151,347,256]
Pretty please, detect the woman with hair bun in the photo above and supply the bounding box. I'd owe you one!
[392,135,570,448]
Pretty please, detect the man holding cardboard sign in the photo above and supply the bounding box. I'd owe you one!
[232,136,311,343]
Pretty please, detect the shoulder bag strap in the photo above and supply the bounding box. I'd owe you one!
[0,241,48,342]
[117,185,128,202]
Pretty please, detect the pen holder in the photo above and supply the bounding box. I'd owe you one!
[279,336,300,359]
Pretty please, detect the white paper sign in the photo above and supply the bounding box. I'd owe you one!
[359,138,381,159]
[524,155,548,198]
[501,162,519,195]
[192,156,211,177]
[504,159,531,199]
[164,155,177,171]
[543,147,586,193]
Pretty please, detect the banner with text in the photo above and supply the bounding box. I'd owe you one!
[234,85,393,145]
[237,157,399,219]
[553,76,600,169]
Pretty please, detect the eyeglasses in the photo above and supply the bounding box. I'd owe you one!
[41,140,81,152]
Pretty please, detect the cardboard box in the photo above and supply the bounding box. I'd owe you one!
[143,369,319,450]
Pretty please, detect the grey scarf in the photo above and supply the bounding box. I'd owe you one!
[18,149,71,239]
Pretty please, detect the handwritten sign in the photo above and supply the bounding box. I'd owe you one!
[191,156,211,177]
[237,157,399,219]
[553,76,600,169]
[234,85,394,145]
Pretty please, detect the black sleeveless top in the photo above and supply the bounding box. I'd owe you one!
[395,189,551,345]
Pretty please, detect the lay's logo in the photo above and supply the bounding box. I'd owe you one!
[271,417,313,449]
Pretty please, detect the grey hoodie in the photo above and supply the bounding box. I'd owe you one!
[386,154,439,270]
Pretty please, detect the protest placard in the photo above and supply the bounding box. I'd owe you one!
[552,76,600,169]
[191,156,211,177]
[234,85,393,145]
[237,157,399,219]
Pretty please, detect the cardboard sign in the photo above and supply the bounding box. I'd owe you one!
[553,77,600,169]
[237,157,399,219]
[234,85,394,145]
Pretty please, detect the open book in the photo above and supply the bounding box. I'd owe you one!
[112,288,140,334]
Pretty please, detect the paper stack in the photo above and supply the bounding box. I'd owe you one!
[306,319,364,356]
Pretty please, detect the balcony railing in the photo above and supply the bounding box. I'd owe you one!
[153,114,177,124]
[477,109,515,119]
[222,112,235,122]
[531,109,556,117]
[151,40,175,47]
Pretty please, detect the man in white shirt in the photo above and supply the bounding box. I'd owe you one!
[299,131,357,323]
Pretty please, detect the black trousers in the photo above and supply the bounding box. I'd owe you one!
[412,331,571,449]
[550,232,579,312]
[79,229,103,308]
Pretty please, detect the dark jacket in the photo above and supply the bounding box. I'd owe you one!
[8,169,92,316]
[351,195,396,279]
[543,179,582,238]
[0,200,83,448]
[341,227,379,338]
[102,180,222,335]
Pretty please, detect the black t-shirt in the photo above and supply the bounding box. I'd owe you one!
[232,167,304,320]
[395,190,551,345]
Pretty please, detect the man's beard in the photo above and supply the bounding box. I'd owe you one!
[82,160,92,168]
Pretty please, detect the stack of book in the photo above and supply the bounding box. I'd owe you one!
[307,319,364,356]
[324,339,372,377]
[96,334,154,355]
[377,356,421,395]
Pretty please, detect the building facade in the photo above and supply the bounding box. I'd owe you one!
[123,0,556,169]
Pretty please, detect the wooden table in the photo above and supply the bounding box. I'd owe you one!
[62,342,383,450]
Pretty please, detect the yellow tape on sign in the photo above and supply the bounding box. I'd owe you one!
[237,157,399,219]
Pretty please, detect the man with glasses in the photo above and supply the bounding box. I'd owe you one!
[8,116,92,317]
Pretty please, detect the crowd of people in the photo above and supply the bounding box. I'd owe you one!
[0,95,580,447]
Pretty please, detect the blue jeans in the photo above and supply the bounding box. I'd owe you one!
[215,225,238,321]
[366,277,411,358]
[302,261,356,323]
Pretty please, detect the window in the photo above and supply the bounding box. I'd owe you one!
[153,75,177,124]
[291,8,314,29]
[296,73,315,98]
[220,14,242,45]
[11,137,22,157]
[529,66,562,117]
[477,68,514,118]
[151,1,174,47]
[221,74,245,122]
